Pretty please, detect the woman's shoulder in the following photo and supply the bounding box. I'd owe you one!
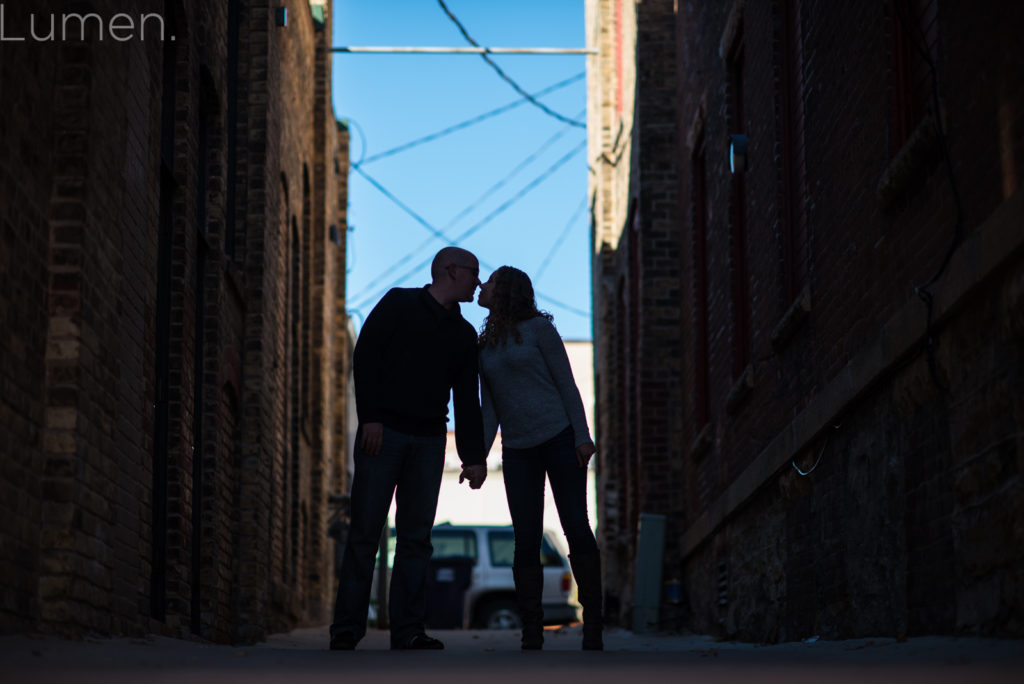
[521,314,555,329]
[521,315,558,338]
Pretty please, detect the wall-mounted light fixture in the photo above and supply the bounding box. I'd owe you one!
[275,7,287,27]
[729,134,747,174]
[329,224,342,246]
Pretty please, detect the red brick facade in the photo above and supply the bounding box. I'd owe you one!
[588,0,1024,638]
[0,0,350,643]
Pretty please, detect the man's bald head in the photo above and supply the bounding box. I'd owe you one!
[431,246,478,281]
[427,246,481,307]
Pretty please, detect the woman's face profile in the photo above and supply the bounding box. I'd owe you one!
[478,273,497,308]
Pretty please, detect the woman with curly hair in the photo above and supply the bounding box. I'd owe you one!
[474,265,602,651]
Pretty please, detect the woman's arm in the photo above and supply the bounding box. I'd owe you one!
[534,319,593,448]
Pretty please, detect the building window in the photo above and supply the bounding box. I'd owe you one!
[279,175,292,585]
[190,71,217,637]
[691,132,711,428]
[225,0,241,259]
[727,27,751,379]
[301,165,312,439]
[289,217,301,584]
[886,0,938,158]
[151,0,183,622]
[779,0,808,303]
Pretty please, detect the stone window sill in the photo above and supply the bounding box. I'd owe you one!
[877,108,944,208]
[725,363,754,415]
[226,260,245,302]
[690,422,714,461]
[770,284,811,352]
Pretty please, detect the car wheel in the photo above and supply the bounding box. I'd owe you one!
[480,599,522,630]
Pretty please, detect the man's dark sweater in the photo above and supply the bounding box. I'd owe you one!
[353,286,485,467]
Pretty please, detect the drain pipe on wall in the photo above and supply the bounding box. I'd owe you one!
[632,513,666,633]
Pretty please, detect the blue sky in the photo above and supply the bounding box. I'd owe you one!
[330,0,592,340]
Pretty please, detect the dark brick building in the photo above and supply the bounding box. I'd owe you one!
[0,0,351,643]
[588,0,1023,639]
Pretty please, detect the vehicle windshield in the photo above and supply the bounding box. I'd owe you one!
[487,530,564,567]
[430,529,478,560]
[380,526,565,568]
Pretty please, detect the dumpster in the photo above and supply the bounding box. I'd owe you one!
[424,556,474,629]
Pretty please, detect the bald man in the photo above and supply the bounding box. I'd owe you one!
[330,247,486,651]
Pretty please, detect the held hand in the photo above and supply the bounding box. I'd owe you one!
[576,442,596,468]
[360,422,384,456]
[459,464,487,490]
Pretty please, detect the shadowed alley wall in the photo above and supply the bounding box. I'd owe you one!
[0,0,350,643]
[588,0,1023,639]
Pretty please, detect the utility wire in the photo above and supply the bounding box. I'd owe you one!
[349,139,586,310]
[349,140,587,311]
[534,195,588,284]
[536,291,591,319]
[350,164,449,243]
[350,287,590,321]
[437,0,586,129]
[358,71,585,166]
[442,121,579,229]
[344,117,368,166]
[529,162,593,319]
[351,118,583,299]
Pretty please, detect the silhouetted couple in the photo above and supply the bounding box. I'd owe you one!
[329,247,602,651]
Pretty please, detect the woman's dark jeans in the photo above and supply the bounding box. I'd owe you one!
[502,426,598,567]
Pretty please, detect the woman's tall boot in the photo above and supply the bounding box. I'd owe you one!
[569,552,604,650]
[513,564,545,650]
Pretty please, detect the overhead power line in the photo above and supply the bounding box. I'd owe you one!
[439,112,584,236]
[436,0,586,129]
[349,140,587,311]
[350,165,448,243]
[536,292,591,319]
[331,46,595,55]
[351,115,584,300]
[358,71,585,166]
[339,117,369,166]
[349,139,586,309]
[534,195,589,284]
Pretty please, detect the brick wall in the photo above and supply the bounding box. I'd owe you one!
[0,5,63,631]
[587,0,685,627]
[630,0,684,591]
[0,0,350,644]
[586,0,638,623]
[591,0,1024,638]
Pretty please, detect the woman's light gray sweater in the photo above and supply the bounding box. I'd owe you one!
[479,316,593,453]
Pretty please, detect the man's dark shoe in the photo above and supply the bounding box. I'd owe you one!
[393,633,444,650]
[329,633,357,650]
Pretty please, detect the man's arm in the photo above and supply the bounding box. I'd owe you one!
[353,289,402,427]
[452,331,486,469]
[353,290,404,455]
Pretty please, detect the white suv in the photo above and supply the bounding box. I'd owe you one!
[427,523,580,629]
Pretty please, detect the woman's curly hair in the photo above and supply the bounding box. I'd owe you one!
[479,266,553,348]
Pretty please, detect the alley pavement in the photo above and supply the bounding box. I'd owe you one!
[4,624,1023,684]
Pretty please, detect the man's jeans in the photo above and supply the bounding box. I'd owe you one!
[330,426,446,645]
[502,426,598,567]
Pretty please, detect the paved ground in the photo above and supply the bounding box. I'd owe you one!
[4,624,1023,684]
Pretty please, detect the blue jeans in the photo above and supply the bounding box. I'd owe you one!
[330,426,446,645]
[502,426,598,567]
